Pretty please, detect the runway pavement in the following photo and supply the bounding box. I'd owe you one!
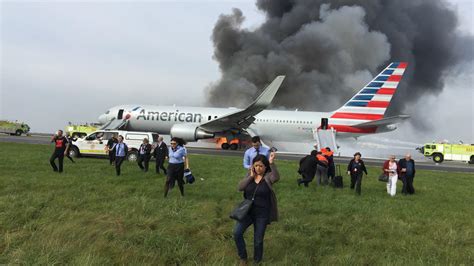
[1,134,473,173]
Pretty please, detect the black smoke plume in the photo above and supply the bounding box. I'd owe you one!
[207,0,473,127]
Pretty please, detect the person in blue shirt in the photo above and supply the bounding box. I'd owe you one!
[243,136,270,170]
[164,137,187,197]
[110,135,128,176]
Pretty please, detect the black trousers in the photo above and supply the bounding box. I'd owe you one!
[299,172,314,187]
[164,163,184,197]
[65,154,75,163]
[402,175,415,194]
[115,156,126,176]
[350,172,363,195]
[50,150,64,172]
[155,157,167,174]
[108,151,116,165]
[328,165,335,184]
[137,154,151,172]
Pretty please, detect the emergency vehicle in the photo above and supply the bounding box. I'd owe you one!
[65,123,102,139]
[69,130,159,161]
[418,142,474,164]
[0,120,30,136]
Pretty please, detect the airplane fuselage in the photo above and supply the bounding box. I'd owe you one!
[99,105,394,143]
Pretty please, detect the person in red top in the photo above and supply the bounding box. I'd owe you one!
[50,130,70,173]
[383,155,400,196]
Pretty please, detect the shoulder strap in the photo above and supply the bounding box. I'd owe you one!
[251,182,260,200]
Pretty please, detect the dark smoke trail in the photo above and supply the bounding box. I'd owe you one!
[207,0,473,128]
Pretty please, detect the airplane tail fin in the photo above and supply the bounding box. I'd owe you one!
[330,62,408,126]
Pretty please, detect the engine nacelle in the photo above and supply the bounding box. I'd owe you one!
[170,123,215,142]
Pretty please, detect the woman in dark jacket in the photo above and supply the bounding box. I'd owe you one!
[347,152,368,195]
[137,138,152,172]
[234,153,279,264]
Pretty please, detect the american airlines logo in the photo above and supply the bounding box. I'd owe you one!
[136,109,203,123]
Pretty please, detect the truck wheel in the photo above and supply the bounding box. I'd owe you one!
[127,150,138,162]
[230,143,238,150]
[69,146,80,158]
[15,130,23,136]
[469,156,474,164]
[221,143,230,150]
[433,153,444,163]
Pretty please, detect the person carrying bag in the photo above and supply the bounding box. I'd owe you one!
[231,152,279,265]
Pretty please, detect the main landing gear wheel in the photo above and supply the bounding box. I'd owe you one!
[221,143,230,150]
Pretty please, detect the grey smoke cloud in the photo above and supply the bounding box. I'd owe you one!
[208,0,473,129]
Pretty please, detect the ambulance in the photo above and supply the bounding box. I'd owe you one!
[418,142,474,164]
[69,130,159,161]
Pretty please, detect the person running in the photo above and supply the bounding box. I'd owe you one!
[110,135,128,176]
[50,130,70,173]
[64,132,75,163]
[234,152,279,264]
[383,155,400,197]
[164,137,187,197]
[137,138,152,172]
[153,136,168,175]
[347,152,368,195]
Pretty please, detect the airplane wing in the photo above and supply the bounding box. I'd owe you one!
[198,76,285,133]
[353,115,410,128]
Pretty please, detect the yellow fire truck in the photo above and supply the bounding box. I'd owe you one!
[65,123,102,139]
[418,142,474,164]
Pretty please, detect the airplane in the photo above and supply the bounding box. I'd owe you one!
[98,62,410,149]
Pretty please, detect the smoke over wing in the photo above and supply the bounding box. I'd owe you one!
[207,0,473,128]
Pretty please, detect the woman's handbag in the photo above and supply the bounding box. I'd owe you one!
[184,169,195,184]
[378,173,389,182]
[229,183,260,221]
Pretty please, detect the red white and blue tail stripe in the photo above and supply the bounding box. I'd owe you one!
[328,62,408,133]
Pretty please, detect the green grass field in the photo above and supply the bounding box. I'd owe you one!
[0,142,473,265]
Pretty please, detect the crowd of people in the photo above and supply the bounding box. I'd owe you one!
[235,136,417,264]
[49,130,191,198]
[49,131,417,264]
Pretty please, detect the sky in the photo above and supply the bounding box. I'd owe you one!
[1,0,472,146]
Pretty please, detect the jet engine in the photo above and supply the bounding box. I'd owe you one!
[170,123,214,142]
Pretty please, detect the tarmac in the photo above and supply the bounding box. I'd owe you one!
[1,133,473,173]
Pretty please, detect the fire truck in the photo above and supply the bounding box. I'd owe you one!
[0,120,30,136]
[65,123,102,139]
[418,142,474,164]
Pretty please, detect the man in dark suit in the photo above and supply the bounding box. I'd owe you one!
[153,136,168,174]
[297,150,326,187]
[399,153,416,195]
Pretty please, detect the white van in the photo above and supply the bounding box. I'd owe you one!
[69,130,159,161]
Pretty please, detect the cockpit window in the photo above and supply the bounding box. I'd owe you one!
[105,110,110,114]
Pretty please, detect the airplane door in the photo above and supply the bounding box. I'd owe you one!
[117,109,124,119]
